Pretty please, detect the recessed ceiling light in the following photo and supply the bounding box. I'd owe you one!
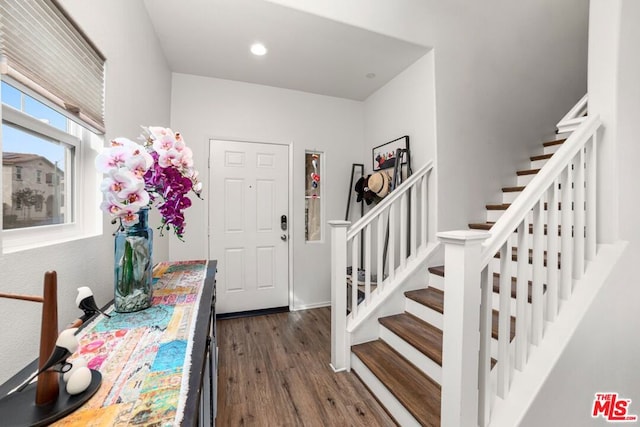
[366,73,376,79]
[250,43,268,56]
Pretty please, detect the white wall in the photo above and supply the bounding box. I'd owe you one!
[363,51,437,238]
[0,0,172,385]
[169,73,363,309]
[266,0,589,231]
[520,1,640,424]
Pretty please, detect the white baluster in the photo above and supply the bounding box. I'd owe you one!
[546,181,559,321]
[532,200,544,345]
[388,204,396,281]
[376,213,384,289]
[421,175,428,251]
[586,136,597,261]
[351,234,359,317]
[410,184,417,258]
[478,265,492,427]
[515,220,528,370]
[497,242,511,398]
[364,224,371,303]
[329,220,350,372]
[400,193,407,269]
[574,150,585,279]
[560,165,574,298]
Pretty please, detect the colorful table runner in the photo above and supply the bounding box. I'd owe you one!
[52,260,208,426]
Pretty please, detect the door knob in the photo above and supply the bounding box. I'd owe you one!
[281,234,287,241]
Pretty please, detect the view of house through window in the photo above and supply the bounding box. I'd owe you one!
[2,81,76,230]
[305,151,323,242]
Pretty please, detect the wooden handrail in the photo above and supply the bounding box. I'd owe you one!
[481,114,602,267]
[347,160,434,240]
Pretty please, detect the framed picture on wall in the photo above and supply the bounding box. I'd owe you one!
[372,135,409,171]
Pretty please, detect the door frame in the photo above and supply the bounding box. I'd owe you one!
[207,138,294,311]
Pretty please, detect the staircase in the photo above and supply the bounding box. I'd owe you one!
[330,96,611,426]
[350,136,562,426]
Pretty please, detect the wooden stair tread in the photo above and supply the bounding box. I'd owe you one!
[530,153,553,161]
[491,273,547,303]
[352,340,441,426]
[516,168,540,176]
[428,265,445,277]
[486,203,510,210]
[485,202,567,211]
[405,288,444,314]
[430,265,547,304]
[379,313,443,365]
[543,138,566,147]
[468,222,495,230]
[502,186,525,193]
[468,222,566,236]
[407,274,515,342]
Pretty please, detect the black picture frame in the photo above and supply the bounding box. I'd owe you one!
[372,136,409,171]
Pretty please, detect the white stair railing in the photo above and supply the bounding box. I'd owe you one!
[439,111,602,426]
[557,93,588,134]
[329,161,434,372]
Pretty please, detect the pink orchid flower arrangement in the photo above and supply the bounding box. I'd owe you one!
[96,126,202,239]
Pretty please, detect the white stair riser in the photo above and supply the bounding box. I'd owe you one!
[405,297,443,330]
[487,209,505,223]
[428,272,444,291]
[543,143,563,155]
[502,182,568,204]
[380,325,442,385]
[517,173,538,186]
[351,354,422,427]
[502,191,522,204]
[530,158,550,170]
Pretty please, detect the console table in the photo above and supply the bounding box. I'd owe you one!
[0,259,217,427]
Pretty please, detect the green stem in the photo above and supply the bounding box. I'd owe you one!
[119,239,134,296]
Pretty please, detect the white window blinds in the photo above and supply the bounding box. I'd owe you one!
[0,0,106,133]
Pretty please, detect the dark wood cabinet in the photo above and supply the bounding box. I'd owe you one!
[0,260,217,426]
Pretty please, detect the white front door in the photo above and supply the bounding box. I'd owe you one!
[209,139,290,314]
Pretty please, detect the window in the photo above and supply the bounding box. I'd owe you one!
[305,151,323,242]
[0,1,105,252]
[1,79,102,252]
[2,82,76,230]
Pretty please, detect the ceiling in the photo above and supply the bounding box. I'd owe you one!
[142,0,429,101]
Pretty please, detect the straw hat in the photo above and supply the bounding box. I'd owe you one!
[367,171,390,198]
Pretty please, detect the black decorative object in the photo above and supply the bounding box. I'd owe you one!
[0,371,101,427]
[0,273,103,426]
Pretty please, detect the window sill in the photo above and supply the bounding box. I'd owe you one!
[2,224,102,255]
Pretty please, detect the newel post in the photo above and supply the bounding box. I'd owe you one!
[438,230,489,427]
[329,220,351,372]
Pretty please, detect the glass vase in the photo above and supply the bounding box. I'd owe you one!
[114,208,153,312]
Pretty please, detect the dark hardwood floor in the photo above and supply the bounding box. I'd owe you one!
[216,307,397,426]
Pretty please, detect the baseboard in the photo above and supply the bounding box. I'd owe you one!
[216,306,289,320]
[291,301,331,311]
